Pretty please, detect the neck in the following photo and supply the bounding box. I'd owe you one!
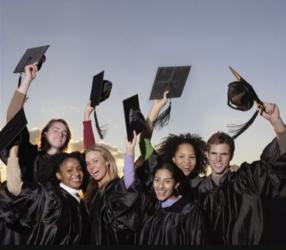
[211,168,229,186]
[98,173,112,188]
[47,147,59,155]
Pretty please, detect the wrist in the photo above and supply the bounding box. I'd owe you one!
[271,118,286,133]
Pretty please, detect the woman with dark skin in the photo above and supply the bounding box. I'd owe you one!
[138,91,208,185]
[0,145,90,245]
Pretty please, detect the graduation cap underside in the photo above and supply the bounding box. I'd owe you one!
[123,94,146,141]
[89,71,112,139]
[227,66,265,139]
[149,66,191,128]
[0,108,27,152]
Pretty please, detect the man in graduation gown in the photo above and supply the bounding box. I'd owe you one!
[191,102,286,245]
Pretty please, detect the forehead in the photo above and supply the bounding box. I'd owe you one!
[176,143,195,154]
[86,150,104,160]
[209,143,231,153]
[49,121,67,131]
[154,168,173,179]
[60,157,81,170]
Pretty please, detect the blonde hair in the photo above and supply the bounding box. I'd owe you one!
[85,145,119,181]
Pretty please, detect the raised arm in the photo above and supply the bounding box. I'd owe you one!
[6,145,23,196]
[259,102,286,153]
[142,91,169,139]
[7,64,38,121]
[139,91,169,160]
[124,131,137,189]
[83,101,96,149]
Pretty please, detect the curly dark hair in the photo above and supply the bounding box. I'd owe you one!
[156,133,207,178]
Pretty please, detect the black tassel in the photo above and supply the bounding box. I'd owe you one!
[93,111,107,139]
[154,100,172,129]
[227,110,259,139]
[17,74,22,87]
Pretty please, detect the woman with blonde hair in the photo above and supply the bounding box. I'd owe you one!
[82,102,141,245]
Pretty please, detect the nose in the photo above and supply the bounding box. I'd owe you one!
[159,181,165,189]
[216,154,222,162]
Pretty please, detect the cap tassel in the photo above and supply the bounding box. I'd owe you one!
[93,111,107,139]
[154,100,172,129]
[17,73,22,87]
[227,110,259,139]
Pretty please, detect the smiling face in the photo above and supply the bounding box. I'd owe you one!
[44,121,68,151]
[85,150,111,186]
[172,143,197,176]
[207,143,231,175]
[56,157,83,189]
[153,168,178,201]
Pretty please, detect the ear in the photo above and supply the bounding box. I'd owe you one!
[172,157,176,163]
[205,151,209,160]
[56,172,62,181]
[175,183,180,189]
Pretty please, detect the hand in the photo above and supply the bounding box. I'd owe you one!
[229,164,240,172]
[149,91,170,123]
[258,102,279,121]
[84,101,95,121]
[152,90,170,110]
[126,131,137,155]
[258,102,285,133]
[23,64,38,82]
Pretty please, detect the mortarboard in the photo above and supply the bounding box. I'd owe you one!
[89,71,112,139]
[149,66,191,128]
[14,45,49,87]
[123,94,146,141]
[227,66,265,139]
[0,108,28,153]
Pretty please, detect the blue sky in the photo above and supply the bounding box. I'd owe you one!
[1,0,286,165]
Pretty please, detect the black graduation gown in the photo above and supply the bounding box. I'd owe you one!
[137,194,207,245]
[259,137,286,245]
[0,127,54,183]
[0,182,90,245]
[0,183,22,245]
[87,177,142,245]
[191,152,286,245]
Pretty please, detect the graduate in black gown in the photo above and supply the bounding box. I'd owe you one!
[0,145,90,245]
[135,158,207,245]
[0,57,72,183]
[84,133,141,245]
[191,102,286,245]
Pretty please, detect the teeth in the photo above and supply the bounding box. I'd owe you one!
[92,171,99,176]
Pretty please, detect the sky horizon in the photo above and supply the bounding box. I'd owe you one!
[1,0,286,179]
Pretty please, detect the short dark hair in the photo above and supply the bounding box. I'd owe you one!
[207,131,235,160]
[49,151,89,190]
[157,133,207,177]
[40,119,71,152]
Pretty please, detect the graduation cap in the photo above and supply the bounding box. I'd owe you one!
[149,66,191,128]
[123,94,146,141]
[89,71,112,139]
[0,108,27,153]
[14,45,49,87]
[227,66,265,139]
